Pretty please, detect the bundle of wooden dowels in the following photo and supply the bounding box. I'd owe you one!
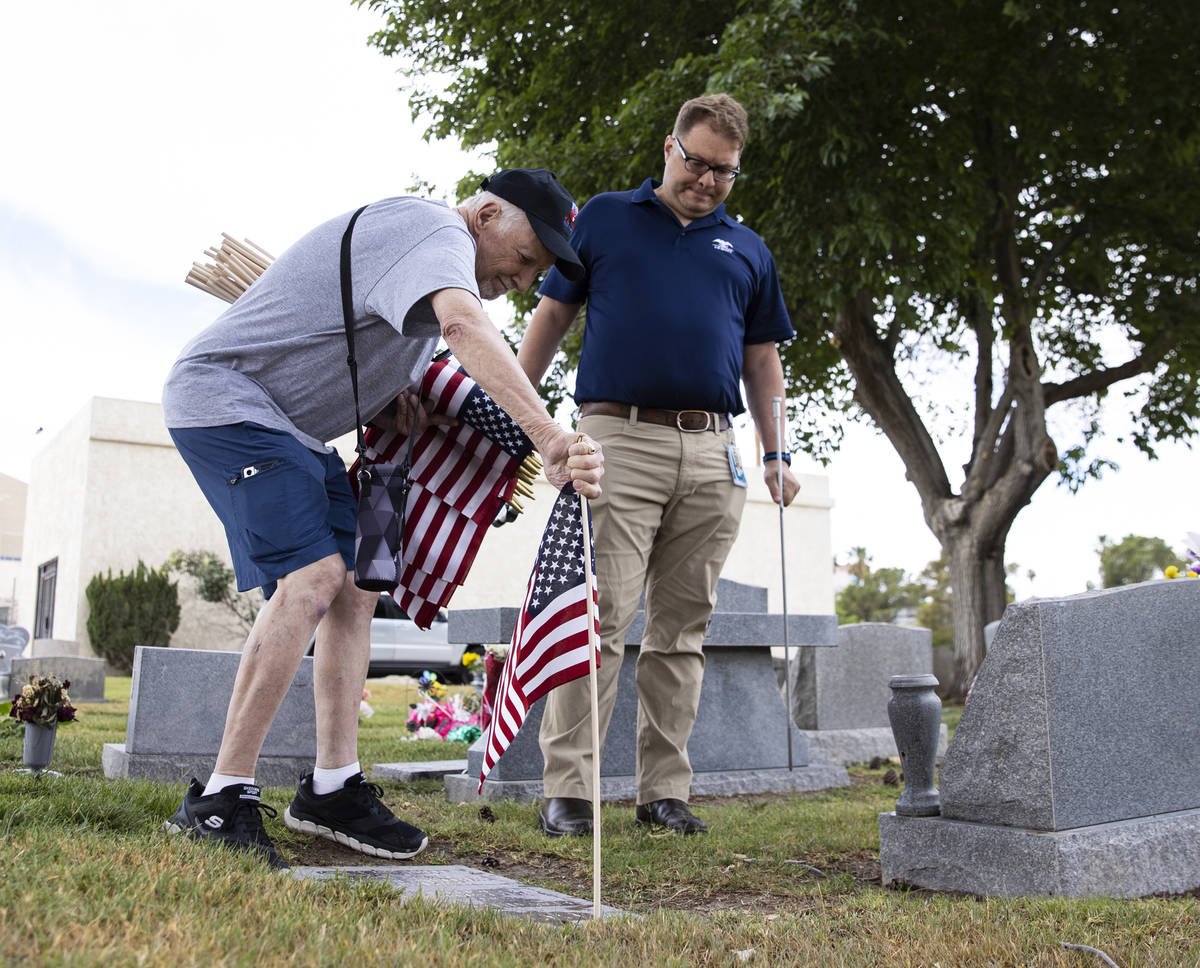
[184,234,275,303]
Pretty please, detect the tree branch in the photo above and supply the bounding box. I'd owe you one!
[1042,336,1168,406]
[1028,220,1088,294]
[833,292,952,504]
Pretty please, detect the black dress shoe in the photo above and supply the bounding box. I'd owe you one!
[538,796,593,837]
[635,798,708,835]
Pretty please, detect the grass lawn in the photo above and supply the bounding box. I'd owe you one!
[0,680,1195,967]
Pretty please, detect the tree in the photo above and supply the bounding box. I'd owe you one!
[1096,534,1182,588]
[835,548,921,625]
[913,556,1016,657]
[85,561,180,674]
[165,549,261,634]
[360,0,1200,691]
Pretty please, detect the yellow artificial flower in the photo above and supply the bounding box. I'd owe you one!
[1165,565,1180,579]
[462,652,481,669]
[1189,571,1199,578]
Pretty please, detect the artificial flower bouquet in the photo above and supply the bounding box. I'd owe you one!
[405,671,481,742]
[1165,532,1200,580]
[8,675,78,730]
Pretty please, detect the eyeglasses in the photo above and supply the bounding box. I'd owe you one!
[671,135,741,182]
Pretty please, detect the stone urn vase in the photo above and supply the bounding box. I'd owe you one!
[887,674,942,816]
[22,722,58,774]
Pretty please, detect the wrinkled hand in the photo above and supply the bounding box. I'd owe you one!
[541,431,604,499]
[765,461,800,507]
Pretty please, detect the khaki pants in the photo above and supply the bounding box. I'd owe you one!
[539,411,746,803]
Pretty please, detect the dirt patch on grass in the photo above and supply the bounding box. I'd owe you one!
[285,836,880,915]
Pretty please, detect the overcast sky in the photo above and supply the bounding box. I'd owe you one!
[0,0,1191,599]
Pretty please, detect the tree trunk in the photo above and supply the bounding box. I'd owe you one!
[833,292,1059,697]
[942,530,988,697]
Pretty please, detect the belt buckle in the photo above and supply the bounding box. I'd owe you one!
[675,409,712,433]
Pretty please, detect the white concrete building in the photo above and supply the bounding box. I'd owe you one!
[19,397,835,656]
[0,472,26,625]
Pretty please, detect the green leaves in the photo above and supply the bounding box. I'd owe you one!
[84,562,180,675]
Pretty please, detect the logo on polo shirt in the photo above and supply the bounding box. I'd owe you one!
[712,238,734,254]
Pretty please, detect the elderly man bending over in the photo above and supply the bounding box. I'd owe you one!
[162,169,603,868]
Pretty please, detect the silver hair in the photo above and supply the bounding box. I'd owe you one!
[460,191,529,230]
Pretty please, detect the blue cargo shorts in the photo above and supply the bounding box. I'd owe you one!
[169,422,356,598]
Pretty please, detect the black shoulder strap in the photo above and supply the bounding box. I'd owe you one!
[340,204,419,478]
[339,205,369,460]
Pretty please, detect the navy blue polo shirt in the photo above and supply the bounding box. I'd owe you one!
[539,178,792,415]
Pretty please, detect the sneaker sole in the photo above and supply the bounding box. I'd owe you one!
[283,807,427,860]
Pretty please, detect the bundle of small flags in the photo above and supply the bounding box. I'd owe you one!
[348,355,543,627]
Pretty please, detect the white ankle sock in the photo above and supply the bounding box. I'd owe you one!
[203,773,255,797]
[311,762,361,795]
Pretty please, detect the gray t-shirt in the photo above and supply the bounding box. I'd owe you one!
[163,196,479,451]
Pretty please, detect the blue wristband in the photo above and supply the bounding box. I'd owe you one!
[763,451,792,466]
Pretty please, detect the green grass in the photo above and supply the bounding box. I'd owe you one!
[0,681,1194,967]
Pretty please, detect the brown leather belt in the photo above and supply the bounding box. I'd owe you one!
[580,401,731,432]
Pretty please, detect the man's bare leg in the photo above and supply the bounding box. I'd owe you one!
[283,574,429,859]
[212,553,347,777]
[311,572,375,769]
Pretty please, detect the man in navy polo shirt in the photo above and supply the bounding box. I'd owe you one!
[518,94,799,837]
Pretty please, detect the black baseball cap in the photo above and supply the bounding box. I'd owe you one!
[480,168,584,281]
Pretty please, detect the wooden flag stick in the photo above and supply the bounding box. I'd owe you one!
[578,488,602,920]
[184,234,275,303]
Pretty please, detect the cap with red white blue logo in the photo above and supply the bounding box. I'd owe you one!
[481,169,584,281]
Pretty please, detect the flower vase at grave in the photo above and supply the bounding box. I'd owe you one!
[887,674,942,817]
[22,722,57,774]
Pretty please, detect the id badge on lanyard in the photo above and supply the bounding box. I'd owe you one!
[727,442,748,488]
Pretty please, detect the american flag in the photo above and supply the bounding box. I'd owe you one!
[478,484,600,791]
[349,356,534,627]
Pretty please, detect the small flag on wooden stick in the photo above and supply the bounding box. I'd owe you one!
[478,484,601,791]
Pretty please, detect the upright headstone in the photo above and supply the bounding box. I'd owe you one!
[789,623,948,765]
[0,626,30,699]
[880,580,1200,897]
[29,638,81,657]
[419,578,850,802]
[10,656,107,703]
[103,646,316,787]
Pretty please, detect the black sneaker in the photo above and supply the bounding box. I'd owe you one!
[284,772,428,860]
[165,778,289,870]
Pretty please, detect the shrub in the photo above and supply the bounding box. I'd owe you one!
[85,561,180,674]
[165,549,259,634]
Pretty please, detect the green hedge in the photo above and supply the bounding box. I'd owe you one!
[85,561,180,674]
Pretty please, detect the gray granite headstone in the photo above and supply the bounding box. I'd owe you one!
[29,638,81,657]
[790,623,934,730]
[880,579,1200,897]
[942,581,1200,829]
[103,646,316,786]
[436,582,849,802]
[0,630,28,701]
[10,656,106,702]
[712,577,769,614]
[983,620,1000,649]
[291,865,627,923]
